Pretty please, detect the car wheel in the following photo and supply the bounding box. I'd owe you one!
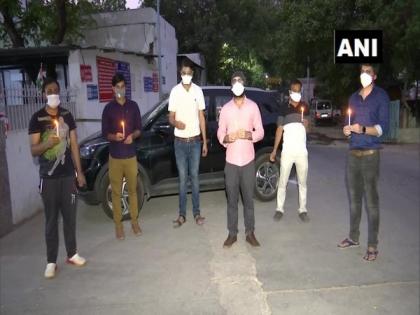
[99,171,145,221]
[254,153,279,201]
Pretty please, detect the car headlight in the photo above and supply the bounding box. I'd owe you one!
[80,145,97,159]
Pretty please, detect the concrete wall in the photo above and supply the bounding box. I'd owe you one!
[71,7,178,141]
[4,130,43,225]
[398,128,420,143]
[0,121,13,236]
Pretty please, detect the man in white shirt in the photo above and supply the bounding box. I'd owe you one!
[168,58,208,227]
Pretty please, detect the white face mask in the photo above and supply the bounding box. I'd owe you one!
[181,75,192,85]
[47,94,60,108]
[231,82,245,97]
[115,88,125,98]
[360,72,373,88]
[290,91,302,103]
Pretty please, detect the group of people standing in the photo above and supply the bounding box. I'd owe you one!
[28,60,388,279]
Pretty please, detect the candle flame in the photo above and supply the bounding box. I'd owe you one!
[348,108,351,115]
[54,119,59,137]
[121,121,125,126]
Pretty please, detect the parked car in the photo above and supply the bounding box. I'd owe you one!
[78,86,281,220]
[310,99,333,125]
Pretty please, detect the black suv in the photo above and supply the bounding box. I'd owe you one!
[79,86,281,220]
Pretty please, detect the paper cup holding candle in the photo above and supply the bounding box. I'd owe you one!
[121,120,125,139]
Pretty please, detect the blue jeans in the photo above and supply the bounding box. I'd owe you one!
[174,139,201,217]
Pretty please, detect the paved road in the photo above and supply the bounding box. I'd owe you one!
[1,144,419,315]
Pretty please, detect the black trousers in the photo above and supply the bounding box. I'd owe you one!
[224,160,255,236]
[40,176,77,263]
[347,151,380,247]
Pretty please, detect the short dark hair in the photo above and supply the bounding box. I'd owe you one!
[360,63,379,74]
[231,71,246,85]
[180,58,194,72]
[112,73,126,86]
[42,77,60,93]
[290,79,302,89]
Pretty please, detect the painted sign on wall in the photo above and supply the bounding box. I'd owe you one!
[80,64,93,82]
[97,57,132,102]
[87,84,98,100]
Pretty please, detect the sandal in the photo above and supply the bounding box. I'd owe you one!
[363,248,378,262]
[194,214,205,225]
[337,238,360,249]
[172,215,186,228]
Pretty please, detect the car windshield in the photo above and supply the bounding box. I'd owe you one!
[317,102,331,110]
[141,94,169,126]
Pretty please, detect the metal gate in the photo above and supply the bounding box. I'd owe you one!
[382,100,399,142]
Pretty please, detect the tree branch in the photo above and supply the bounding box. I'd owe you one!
[0,5,24,47]
[52,0,66,45]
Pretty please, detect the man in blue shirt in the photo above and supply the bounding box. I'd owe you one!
[102,73,142,240]
[338,64,389,262]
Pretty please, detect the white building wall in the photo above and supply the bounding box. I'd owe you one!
[5,130,43,224]
[1,8,178,226]
[68,7,177,141]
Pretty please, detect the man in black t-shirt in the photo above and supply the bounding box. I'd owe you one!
[28,77,87,279]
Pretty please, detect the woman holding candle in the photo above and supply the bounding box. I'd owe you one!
[28,77,87,279]
[338,64,390,262]
[270,79,310,223]
[102,73,142,240]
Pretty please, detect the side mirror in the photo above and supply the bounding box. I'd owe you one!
[154,122,172,133]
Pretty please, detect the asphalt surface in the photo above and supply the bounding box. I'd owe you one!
[1,142,419,315]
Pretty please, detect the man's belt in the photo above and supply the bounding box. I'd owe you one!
[175,135,201,142]
[350,149,377,157]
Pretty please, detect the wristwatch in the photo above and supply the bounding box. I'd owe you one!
[362,126,366,134]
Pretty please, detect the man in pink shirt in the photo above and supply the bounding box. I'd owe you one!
[217,71,264,248]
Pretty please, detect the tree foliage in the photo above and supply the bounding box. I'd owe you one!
[91,0,127,12]
[143,0,279,86]
[271,0,420,105]
[144,0,419,104]
[0,0,102,48]
[0,0,126,81]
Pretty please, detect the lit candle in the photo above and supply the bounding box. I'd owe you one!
[121,120,125,138]
[54,119,59,137]
[347,108,351,126]
[301,106,304,122]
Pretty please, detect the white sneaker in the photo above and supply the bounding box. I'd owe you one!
[67,253,87,266]
[44,263,57,279]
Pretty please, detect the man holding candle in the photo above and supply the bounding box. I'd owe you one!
[217,71,264,247]
[28,77,87,278]
[338,64,390,262]
[169,58,208,227]
[102,73,142,240]
[270,79,310,222]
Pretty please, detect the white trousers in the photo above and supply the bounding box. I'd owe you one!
[276,152,308,213]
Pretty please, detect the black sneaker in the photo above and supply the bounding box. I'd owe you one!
[298,212,310,222]
[273,211,283,221]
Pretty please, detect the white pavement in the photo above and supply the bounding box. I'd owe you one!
[1,144,419,315]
